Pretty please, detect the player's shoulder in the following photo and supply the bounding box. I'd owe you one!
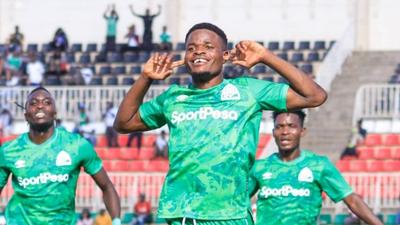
[0,133,26,152]
[302,150,332,165]
[253,154,279,169]
[229,76,256,85]
[56,127,86,144]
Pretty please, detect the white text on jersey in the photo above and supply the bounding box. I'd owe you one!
[18,173,69,188]
[171,107,238,124]
[260,185,310,198]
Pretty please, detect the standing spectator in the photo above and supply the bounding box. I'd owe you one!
[8,25,24,52]
[123,24,140,53]
[103,4,119,52]
[93,209,112,225]
[340,119,367,159]
[47,50,68,76]
[4,50,22,86]
[129,4,161,51]
[80,64,94,85]
[0,107,13,138]
[104,101,119,147]
[50,28,69,52]
[74,103,89,135]
[131,194,152,225]
[159,25,171,51]
[126,131,143,150]
[153,130,167,159]
[77,208,93,225]
[26,52,45,86]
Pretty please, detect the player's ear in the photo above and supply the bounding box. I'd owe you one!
[223,50,230,63]
[300,127,307,137]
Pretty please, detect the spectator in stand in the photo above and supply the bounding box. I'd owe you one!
[8,25,24,52]
[104,101,119,147]
[77,208,93,225]
[344,210,361,225]
[340,119,367,159]
[0,55,4,78]
[84,130,97,147]
[159,25,172,51]
[126,131,143,150]
[123,24,140,53]
[26,52,45,86]
[129,4,161,51]
[103,4,119,52]
[4,50,22,86]
[153,130,168,159]
[80,64,94,85]
[74,103,89,135]
[131,193,152,225]
[0,107,13,137]
[93,209,112,225]
[50,28,69,52]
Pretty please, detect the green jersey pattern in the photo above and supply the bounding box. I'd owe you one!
[0,127,103,225]
[139,77,288,220]
[250,150,353,225]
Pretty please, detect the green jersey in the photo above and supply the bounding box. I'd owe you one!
[250,150,353,225]
[0,127,103,225]
[139,77,288,220]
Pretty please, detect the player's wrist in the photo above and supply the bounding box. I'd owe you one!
[112,217,121,225]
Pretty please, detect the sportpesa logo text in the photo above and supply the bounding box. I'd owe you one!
[260,185,310,198]
[18,173,69,188]
[171,107,238,124]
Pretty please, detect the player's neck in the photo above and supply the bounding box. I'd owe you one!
[278,148,301,162]
[192,75,223,89]
[28,126,55,145]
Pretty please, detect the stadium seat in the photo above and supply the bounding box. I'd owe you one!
[175,42,185,51]
[124,53,138,63]
[121,77,135,85]
[45,76,61,86]
[282,41,295,51]
[364,134,383,146]
[392,148,400,159]
[334,214,347,225]
[65,52,76,63]
[99,66,112,75]
[348,160,367,172]
[298,41,310,50]
[41,43,51,52]
[107,53,123,63]
[319,214,332,224]
[138,148,155,160]
[357,147,374,159]
[111,66,126,75]
[374,147,392,159]
[143,135,157,147]
[70,43,82,52]
[119,148,139,160]
[106,76,118,85]
[253,65,266,74]
[130,65,142,75]
[258,134,270,147]
[268,41,280,50]
[290,52,304,63]
[300,63,313,74]
[176,66,188,75]
[102,160,112,171]
[89,76,103,85]
[313,41,326,50]
[85,43,97,52]
[138,52,150,63]
[110,160,129,171]
[382,160,400,172]
[78,53,91,64]
[306,52,320,62]
[172,54,182,61]
[147,160,169,172]
[383,134,400,146]
[386,214,397,225]
[365,160,384,172]
[127,160,146,171]
[27,43,38,52]
[168,77,180,85]
[277,52,288,61]
[336,160,350,172]
[122,213,135,224]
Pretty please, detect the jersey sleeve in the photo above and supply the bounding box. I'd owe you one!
[319,157,353,203]
[79,138,103,175]
[0,147,10,188]
[246,78,289,111]
[248,168,259,197]
[139,91,168,129]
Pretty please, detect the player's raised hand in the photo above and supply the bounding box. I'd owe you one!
[142,53,184,80]
[230,40,267,69]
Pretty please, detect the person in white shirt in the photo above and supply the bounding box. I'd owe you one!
[103,101,119,147]
[26,52,45,86]
[154,130,168,159]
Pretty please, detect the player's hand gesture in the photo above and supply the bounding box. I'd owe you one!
[142,53,184,80]
[230,40,267,69]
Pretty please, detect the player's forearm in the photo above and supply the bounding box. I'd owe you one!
[260,51,327,108]
[113,75,152,133]
[103,183,121,219]
[345,194,383,225]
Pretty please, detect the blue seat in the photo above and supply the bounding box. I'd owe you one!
[277,52,288,61]
[111,66,126,75]
[290,52,304,63]
[313,41,326,50]
[176,66,188,75]
[268,41,280,50]
[79,54,91,64]
[70,43,82,52]
[99,66,111,75]
[89,76,103,85]
[121,212,135,224]
[319,214,332,224]
[124,53,139,63]
[106,76,118,85]
[45,76,61,86]
[65,53,76,63]
[121,77,134,85]
[27,44,38,52]
[283,41,295,51]
[86,43,97,52]
[298,41,310,50]
[175,42,186,51]
[227,42,234,49]
[41,43,51,52]
[307,52,320,62]
[253,65,266,74]
[138,52,150,63]
[107,53,123,63]
[130,66,142,75]
[168,77,180,85]
[300,64,313,74]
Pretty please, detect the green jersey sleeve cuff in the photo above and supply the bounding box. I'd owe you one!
[85,161,103,175]
[139,105,161,129]
[332,189,353,203]
[279,84,289,112]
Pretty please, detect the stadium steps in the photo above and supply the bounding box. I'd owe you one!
[302,51,400,161]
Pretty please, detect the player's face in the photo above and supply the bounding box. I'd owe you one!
[185,29,229,83]
[273,113,305,153]
[24,90,57,132]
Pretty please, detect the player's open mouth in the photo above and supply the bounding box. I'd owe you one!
[35,112,46,118]
[192,58,208,65]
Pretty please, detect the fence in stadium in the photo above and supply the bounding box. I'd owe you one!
[1,172,399,214]
[0,86,168,122]
[353,84,400,124]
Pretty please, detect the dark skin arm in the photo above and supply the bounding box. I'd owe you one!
[343,193,383,225]
[113,53,184,133]
[92,168,121,219]
[154,5,162,16]
[129,5,141,17]
[230,40,327,110]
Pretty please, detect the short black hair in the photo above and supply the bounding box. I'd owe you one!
[185,23,228,50]
[273,110,306,127]
[28,86,51,97]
